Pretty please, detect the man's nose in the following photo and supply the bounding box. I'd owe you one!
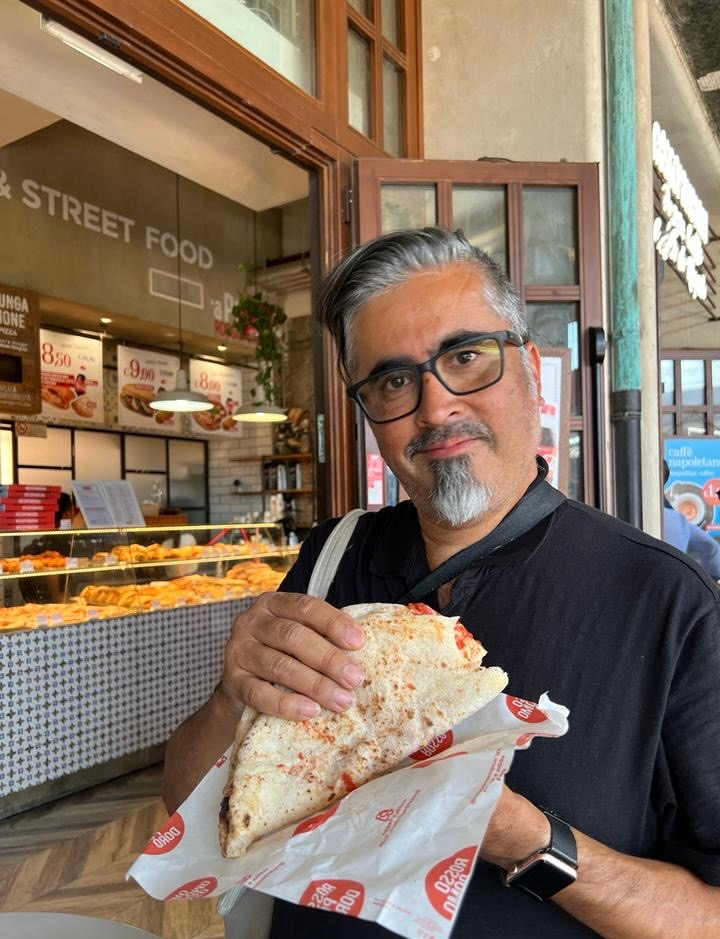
[415,371,465,424]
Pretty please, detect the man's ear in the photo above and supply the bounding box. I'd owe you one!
[527,342,543,400]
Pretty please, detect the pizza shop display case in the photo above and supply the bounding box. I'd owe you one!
[0,522,299,817]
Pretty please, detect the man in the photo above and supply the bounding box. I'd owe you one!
[662,460,720,580]
[164,229,720,938]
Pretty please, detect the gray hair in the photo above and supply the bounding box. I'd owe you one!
[316,227,530,380]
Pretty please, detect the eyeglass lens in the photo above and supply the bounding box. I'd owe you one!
[357,336,504,422]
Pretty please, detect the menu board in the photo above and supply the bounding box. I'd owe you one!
[0,283,42,415]
[40,328,104,424]
[188,359,242,436]
[72,479,145,528]
[117,345,180,431]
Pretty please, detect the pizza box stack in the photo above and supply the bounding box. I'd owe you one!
[0,484,61,530]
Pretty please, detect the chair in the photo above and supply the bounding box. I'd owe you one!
[0,912,162,938]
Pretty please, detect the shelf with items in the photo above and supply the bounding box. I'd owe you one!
[231,454,314,493]
[0,522,298,633]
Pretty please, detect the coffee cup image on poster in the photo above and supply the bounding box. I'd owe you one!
[664,438,720,534]
[40,328,104,423]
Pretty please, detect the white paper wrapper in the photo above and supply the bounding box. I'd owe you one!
[128,692,568,939]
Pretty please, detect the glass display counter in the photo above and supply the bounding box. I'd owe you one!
[0,522,298,631]
[0,522,300,816]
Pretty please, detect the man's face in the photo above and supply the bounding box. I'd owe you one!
[348,264,542,528]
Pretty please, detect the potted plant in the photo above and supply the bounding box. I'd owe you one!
[230,265,287,407]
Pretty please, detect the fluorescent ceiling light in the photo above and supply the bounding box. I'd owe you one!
[232,404,287,423]
[41,16,143,84]
[149,368,213,412]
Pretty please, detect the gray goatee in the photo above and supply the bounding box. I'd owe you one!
[429,455,493,526]
[405,421,495,526]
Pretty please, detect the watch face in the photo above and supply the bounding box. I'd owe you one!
[506,852,577,902]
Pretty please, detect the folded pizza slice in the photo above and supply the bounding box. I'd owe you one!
[219,601,508,858]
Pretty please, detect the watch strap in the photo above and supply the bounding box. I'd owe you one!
[543,809,578,868]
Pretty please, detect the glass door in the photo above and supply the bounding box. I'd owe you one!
[355,158,602,505]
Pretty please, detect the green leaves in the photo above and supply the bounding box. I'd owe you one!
[230,276,287,406]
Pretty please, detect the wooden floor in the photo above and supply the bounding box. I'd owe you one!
[0,765,224,938]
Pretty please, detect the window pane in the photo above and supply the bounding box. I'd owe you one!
[525,303,582,416]
[18,427,71,468]
[680,360,705,405]
[382,0,401,46]
[452,186,507,273]
[661,359,675,406]
[176,1,316,95]
[125,435,166,472]
[713,361,720,405]
[348,28,372,136]
[348,0,371,17]
[663,413,676,436]
[383,57,403,156]
[568,431,583,502]
[523,186,578,284]
[678,413,707,436]
[169,440,206,508]
[17,468,72,493]
[125,472,168,507]
[75,431,121,481]
[381,185,437,232]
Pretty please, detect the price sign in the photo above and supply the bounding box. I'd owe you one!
[40,329,104,424]
[117,345,180,431]
[188,358,243,437]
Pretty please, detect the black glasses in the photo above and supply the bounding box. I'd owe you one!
[347,330,527,424]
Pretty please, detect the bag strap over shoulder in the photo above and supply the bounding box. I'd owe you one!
[218,508,367,938]
[306,508,368,599]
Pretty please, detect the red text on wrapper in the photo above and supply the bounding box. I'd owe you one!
[299,879,365,916]
[425,846,479,920]
[293,801,340,836]
[506,697,547,723]
[409,730,453,760]
[144,812,185,855]
[215,754,228,768]
[165,876,218,901]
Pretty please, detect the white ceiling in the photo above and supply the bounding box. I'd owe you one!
[0,0,308,212]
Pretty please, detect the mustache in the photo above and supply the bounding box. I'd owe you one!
[405,421,495,460]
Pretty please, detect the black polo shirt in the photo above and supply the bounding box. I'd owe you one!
[271,499,720,938]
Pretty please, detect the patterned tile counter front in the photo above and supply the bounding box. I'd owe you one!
[0,598,252,809]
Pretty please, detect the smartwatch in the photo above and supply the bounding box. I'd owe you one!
[502,808,578,901]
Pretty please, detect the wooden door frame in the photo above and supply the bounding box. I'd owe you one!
[355,158,603,505]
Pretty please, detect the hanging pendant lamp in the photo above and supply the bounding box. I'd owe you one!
[149,367,213,412]
[232,403,287,423]
[149,176,213,413]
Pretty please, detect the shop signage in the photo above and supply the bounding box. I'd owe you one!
[117,345,180,432]
[188,359,243,437]
[651,121,709,302]
[0,123,258,338]
[664,438,720,538]
[40,328,104,424]
[0,283,42,415]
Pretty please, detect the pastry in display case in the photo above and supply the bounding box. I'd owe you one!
[0,522,298,632]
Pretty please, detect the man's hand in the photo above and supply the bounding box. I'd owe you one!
[218,591,366,721]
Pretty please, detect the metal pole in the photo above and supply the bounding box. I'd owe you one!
[606,0,643,527]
